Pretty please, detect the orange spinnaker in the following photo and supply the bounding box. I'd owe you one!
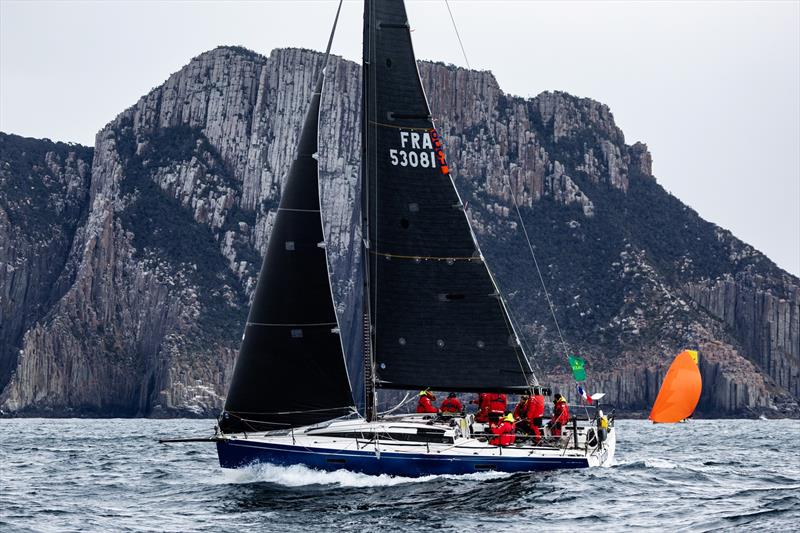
[648,350,702,423]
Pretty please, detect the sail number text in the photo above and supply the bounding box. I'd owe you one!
[389,131,437,169]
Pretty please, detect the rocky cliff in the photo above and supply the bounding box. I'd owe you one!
[1,46,797,417]
[0,135,93,395]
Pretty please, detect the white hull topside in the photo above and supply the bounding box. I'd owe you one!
[217,413,616,473]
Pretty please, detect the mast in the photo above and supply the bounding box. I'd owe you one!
[361,0,377,421]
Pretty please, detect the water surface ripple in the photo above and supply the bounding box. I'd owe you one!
[1,419,798,532]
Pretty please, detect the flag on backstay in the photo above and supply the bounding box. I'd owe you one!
[577,384,593,404]
[569,355,586,381]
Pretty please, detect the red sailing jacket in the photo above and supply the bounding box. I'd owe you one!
[528,395,545,420]
[550,399,570,426]
[513,399,530,421]
[440,397,463,414]
[416,395,438,413]
[489,420,516,446]
[473,393,490,422]
[487,393,507,415]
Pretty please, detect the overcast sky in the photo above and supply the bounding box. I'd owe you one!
[1,0,798,275]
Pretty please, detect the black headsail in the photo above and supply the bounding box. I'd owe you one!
[220,4,353,433]
[363,0,535,396]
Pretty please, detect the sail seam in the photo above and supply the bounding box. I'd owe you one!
[278,207,321,213]
[369,120,431,131]
[370,250,479,261]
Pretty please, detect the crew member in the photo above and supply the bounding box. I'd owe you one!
[440,392,463,415]
[547,394,570,437]
[471,393,491,422]
[513,394,530,423]
[597,410,609,444]
[489,413,516,446]
[513,394,532,437]
[487,392,507,421]
[528,387,546,442]
[416,390,438,414]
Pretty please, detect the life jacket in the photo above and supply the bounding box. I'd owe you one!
[528,395,545,419]
[416,395,438,414]
[489,420,516,446]
[440,397,463,414]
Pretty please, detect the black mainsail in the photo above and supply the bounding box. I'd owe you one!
[362,0,535,396]
[220,6,353,432]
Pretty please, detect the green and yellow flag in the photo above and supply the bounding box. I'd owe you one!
[569,355,586,381]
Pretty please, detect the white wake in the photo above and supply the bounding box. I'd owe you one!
[218,462,512,488]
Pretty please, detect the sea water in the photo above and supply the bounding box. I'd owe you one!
[1,418,798,532]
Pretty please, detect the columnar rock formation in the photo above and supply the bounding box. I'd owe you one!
[1,46,797,417]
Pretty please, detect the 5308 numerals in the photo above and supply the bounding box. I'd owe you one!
[389,149,436,168]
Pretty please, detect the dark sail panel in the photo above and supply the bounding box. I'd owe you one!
[221,68,353,433]
[364,0,534,392]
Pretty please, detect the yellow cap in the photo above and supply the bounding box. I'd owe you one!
[504,413,515,423]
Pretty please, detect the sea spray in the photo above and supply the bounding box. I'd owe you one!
[220,462,512,488]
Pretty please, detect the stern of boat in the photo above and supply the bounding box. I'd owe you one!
[586,425,616,467]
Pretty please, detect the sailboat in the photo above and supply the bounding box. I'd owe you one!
[214,0,616,476]
[649,350,702,424]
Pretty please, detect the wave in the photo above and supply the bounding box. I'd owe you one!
[216,462,512,488]
[614,458,679,470]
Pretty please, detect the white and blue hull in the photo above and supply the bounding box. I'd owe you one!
[217,415,615,477]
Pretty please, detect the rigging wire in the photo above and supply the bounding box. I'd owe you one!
[506,180,593,429]
[441,0,541,386]
[443,0,471,69]
[441,0,585,393]
[440,0,571,360]
[462,186,538,388]
[505,182,571,362]
[437,1,537,387]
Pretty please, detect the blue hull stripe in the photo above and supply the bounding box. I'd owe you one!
[217,439,588,476]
